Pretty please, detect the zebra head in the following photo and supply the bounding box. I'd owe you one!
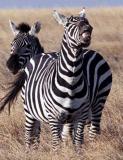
[53,10,93,49]
[7,21,44,74]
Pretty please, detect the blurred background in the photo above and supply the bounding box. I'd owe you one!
[0,0,123,8]
[0,1,123,160]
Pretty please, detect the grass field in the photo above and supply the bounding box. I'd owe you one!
[0,7,123,160]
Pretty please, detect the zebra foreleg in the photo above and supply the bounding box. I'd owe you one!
[25,116,41,151]
[49,121,62,151]
[73,121,85,152]
[61,123,73,142]
[89,104,104,141]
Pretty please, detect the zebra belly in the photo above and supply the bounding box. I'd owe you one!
[24,85,90,123]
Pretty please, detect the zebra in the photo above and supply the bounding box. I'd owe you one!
[0,21,44,113]
[0,10,112,151]
[7,20,44,74]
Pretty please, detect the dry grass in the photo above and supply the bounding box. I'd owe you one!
[0,7,123,160]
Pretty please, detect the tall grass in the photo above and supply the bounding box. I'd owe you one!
[0,7,123,160]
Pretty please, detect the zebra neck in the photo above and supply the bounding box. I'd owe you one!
[57,38,85,86]
[19,48,43,69]
[60,37,83,73]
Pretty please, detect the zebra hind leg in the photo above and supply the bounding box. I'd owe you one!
[31,120,41,149]
[86,108,92,130]
[25,116,41,151]
[89,104,104,141]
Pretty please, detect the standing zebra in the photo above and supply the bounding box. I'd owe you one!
[0,10,112,151]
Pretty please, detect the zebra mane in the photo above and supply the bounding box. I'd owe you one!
[16,22,31,33]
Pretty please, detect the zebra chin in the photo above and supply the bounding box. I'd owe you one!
[6,54,20,74]
[77,41,91,49]
[83,41,91,47]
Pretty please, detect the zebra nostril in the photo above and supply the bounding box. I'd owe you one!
[82,33,91,39]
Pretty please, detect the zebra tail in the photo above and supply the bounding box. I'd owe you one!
[0,71,26,113]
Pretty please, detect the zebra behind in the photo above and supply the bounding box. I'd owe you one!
[0,21,44,112]
[0,10,112,151]
[7,20,44,74]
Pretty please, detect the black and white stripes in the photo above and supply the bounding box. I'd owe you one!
[21,12,112,150]
[0,11,112,151]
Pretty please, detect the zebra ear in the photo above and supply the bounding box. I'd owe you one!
[29,21,41,35]
[9,20,19,36]
[79,7,86,18]
[53,10,67,26]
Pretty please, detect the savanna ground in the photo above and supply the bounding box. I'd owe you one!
[0,7,123,160]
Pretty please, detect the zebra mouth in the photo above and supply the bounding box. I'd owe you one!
[11,70,18,75]
[82,32,91,42]
[78,32,91,47]
[6,54,20,74]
